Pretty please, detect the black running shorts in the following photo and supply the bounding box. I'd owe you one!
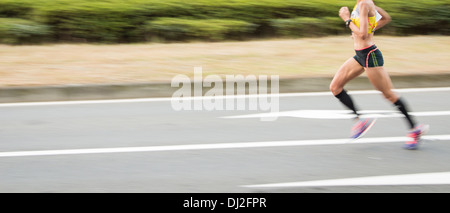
[353,44,384,68]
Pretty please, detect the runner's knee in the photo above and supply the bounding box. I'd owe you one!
[329,82,343,96]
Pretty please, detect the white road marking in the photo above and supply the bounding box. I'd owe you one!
[222,110,450,119]
[0,87,449,107]
[0,134,449,158]
[243,172,450,188]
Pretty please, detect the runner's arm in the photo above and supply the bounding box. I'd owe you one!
[341,2,370,40]
[374,6,392,30]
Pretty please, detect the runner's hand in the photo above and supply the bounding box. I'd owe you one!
[339,7,350,21]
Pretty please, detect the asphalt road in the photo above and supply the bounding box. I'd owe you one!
[1,87,450,193]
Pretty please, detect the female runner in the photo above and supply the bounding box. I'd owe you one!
[330,0,428,149]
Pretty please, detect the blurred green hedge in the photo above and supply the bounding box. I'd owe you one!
[0,0,448,44]
[271,17,345,37]
[144,18,257,41]
[0,18,51,44]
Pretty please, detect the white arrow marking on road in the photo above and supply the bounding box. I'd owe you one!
[243,172,450,188]
[222,110,450,120]
[1,134,450,158]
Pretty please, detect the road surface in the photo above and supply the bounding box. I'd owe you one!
[1,87,450,193]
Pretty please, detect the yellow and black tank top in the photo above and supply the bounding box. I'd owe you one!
[350,3,382,34]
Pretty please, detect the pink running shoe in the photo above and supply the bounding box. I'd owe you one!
[351,118,377,139]
[404,124,430,150]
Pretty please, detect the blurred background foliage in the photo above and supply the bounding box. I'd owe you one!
[0,0,448,44]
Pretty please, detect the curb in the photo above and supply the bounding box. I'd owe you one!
[1,74,449,103]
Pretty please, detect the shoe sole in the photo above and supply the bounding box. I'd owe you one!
[404,144,419,150]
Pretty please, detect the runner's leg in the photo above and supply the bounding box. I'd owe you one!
[365,66,416,129]
[330,57,365,117]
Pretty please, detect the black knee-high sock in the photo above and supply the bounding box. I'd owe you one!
[394,98,416,129]
[335,89,359,117]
